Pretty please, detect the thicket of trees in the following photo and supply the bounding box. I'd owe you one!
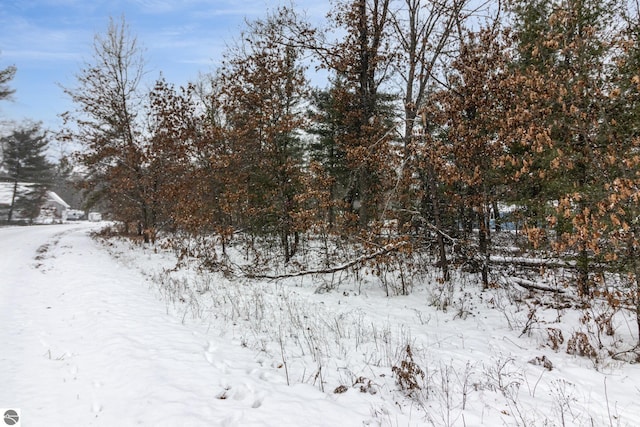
[61,1,640,340]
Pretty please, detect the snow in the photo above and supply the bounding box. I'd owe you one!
[2,223,640,426]
[0,224,366,426]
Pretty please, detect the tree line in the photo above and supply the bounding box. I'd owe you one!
[57,0,640,336]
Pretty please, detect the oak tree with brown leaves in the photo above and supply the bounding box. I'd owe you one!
[425,27,511,289]
[215,8,310,262]
[62,16,149,231]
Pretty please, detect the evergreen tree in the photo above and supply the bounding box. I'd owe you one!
[49,155,85,211]
[0,60,15,103]
[594,1,640,345]
[507,0,621,295]
[1,122,54,222]
[305,86,353,228]
[320,0,398,229]
[502,0,558,229]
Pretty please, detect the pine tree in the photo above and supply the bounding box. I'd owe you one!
[0,60,15,103]
[305,86,353,228]
[506,0,621,296]
[321,0,399,229]
[502,0,557,229]
[50,155,84,212]
[1,122,54,222]
[595,1,640,346]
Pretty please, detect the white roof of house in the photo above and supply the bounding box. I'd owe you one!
[47,191,70,208]
[0,182,70,208]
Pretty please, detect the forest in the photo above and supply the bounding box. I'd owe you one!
[5,0,640,358]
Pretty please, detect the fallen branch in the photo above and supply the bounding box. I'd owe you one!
[510,276,565,294]
[490,255,574,269]
[245,241,408,280]
[424,222,457,243]
[610,346,640,363]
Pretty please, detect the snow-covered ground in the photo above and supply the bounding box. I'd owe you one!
[2,223,640,426]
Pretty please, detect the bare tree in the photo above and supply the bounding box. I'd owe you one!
[391,0,468,145]
[390,0,470,281]
[61,16,149,229]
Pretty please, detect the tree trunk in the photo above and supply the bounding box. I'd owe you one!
[577,242,590,296]
[8,179,18,222]
[282,228,291,263]
[424,165,449,281]
[636,273,640,349]
[492,199,501,232]
[628,237,640,348]
[478,207,490,290]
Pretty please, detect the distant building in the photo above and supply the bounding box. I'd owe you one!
[39,191,71,223]
[0,181,71,223]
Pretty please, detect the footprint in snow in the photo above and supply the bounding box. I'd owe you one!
[207,358,229,374]
[230,383,251,401]
[251,391,265,408]
[216,384,263,410]
[203,341,220,366]
[205,341,216,353]
[220,412,242,427]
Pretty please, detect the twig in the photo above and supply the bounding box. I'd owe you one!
[604,377,613,427]
[279,326,290,386]
[397,208,457,243]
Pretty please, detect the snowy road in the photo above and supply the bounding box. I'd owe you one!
[0,224,366,426]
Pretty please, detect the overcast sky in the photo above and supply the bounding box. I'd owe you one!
[0,0,330,135]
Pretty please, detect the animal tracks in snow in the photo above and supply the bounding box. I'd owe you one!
[215,383,265,412]
[204,340,271,411]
